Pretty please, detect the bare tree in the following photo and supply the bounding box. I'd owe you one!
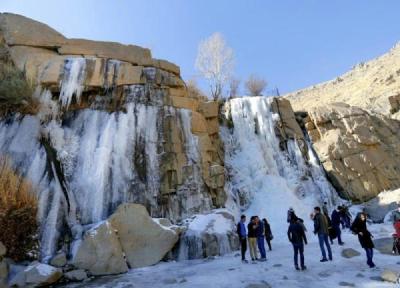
[245,74,267,96]
[229,77,240,98]
[186,79,207,100]
[195,32,234,100]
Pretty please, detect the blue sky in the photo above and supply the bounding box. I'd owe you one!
[1,0,400,95]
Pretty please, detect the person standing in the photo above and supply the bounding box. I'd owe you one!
[247,216,258,262]
[351,212,376,268]
[288,218,308,270]
[313,207,333,262]
[322,202,329,217]
[255,216,267,261]
[391,204,400,224]
[262,218,273,251]
[331,206,344,245]
[237,215,248,263]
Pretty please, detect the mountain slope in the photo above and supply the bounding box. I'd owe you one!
[285,43,400,116]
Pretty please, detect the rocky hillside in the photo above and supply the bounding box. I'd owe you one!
[285,43,400,118]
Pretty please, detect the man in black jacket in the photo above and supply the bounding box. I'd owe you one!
[236,214,248,263]
[288,218,308,270]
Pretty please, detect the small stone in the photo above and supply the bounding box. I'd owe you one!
[273,264,282,267]
[341,248,361,258]
[318,272,331,278]
[370,276,382,281]
[50,252,67,267]
[381,269,400,283]
[245,283,271,288]
[228,268,235,271]
[163,278,178,284]
[64,269,88,282]
[339,282,355,287]
[356,273,364,278]
[283,276,288,280]
[179,278,187,283]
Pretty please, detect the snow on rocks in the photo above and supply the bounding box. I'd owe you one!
[178,210,239,260]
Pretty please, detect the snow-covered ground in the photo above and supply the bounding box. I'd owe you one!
[64,223,398,288]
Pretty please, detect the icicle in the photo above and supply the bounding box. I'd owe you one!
[59,58,86,108]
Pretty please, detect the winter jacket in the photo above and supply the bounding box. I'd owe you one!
[331,210,341,227]
[248,222,257,238]
[313,212,329,235]
[263,220,272,240]
[256,221,264,238]
[288,222,308,245]
[237,222,247,238]
[351,218,374,249]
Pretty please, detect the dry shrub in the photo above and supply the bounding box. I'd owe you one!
[0,157,39,261]
[0,63,40,115]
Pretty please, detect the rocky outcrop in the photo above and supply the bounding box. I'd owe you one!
[285,42,400,117]
[381,268,400,283]
[303,103,400,201]
[71,221,128,275]
[109,203,179,268]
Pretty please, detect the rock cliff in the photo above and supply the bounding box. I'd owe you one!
[0,13,226,261]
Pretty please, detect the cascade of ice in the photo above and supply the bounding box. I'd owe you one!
[224,97,339,240]
[59,58,86,108]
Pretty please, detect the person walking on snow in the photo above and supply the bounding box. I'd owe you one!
[312,206,333,262]
[322,201,329,217]
[247,216,259,262]
[351,212,376,268]
[391,204,400,224]
[262,218,273,251]
[288,218,308,270]
[331,206,344,245]
[237,215,248,263]
[255,216,267,261]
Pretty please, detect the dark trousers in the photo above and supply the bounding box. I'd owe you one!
[257,236,266,258]
[318,233,332,260]
[365,248,375,267]
[293,243,305,268]
[333,225,343,244]
[240,237,247,260]
[265,237,272,250]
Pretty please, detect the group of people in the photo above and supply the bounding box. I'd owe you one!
[237,215,273,263]
[237,203,382,270]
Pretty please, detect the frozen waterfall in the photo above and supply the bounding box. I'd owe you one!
[223,97,339,240]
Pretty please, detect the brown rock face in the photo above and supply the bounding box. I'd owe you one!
[0,13,226,223]
[305,102,400,201]
[0,13,66,47]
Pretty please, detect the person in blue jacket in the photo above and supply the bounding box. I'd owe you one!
[255,216,266,261]
[236,214,248,263]
[331,206,345,245]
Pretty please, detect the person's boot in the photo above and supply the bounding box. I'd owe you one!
[301,266,307,270]
[320,258,328,262]
[295,265,300,270]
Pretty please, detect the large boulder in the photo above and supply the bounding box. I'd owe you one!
[108,203,179,268]
[178,210,239,260]
[341,248,361,258]
[9,263,62,287]
[71,221,128,275]
[0,260,8,288]
[64,269,87,282]
[363,189,400,222]
[305,103,400,201]
[0,242,5,259]
[0,13,66,47]
[374,237,394,255]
